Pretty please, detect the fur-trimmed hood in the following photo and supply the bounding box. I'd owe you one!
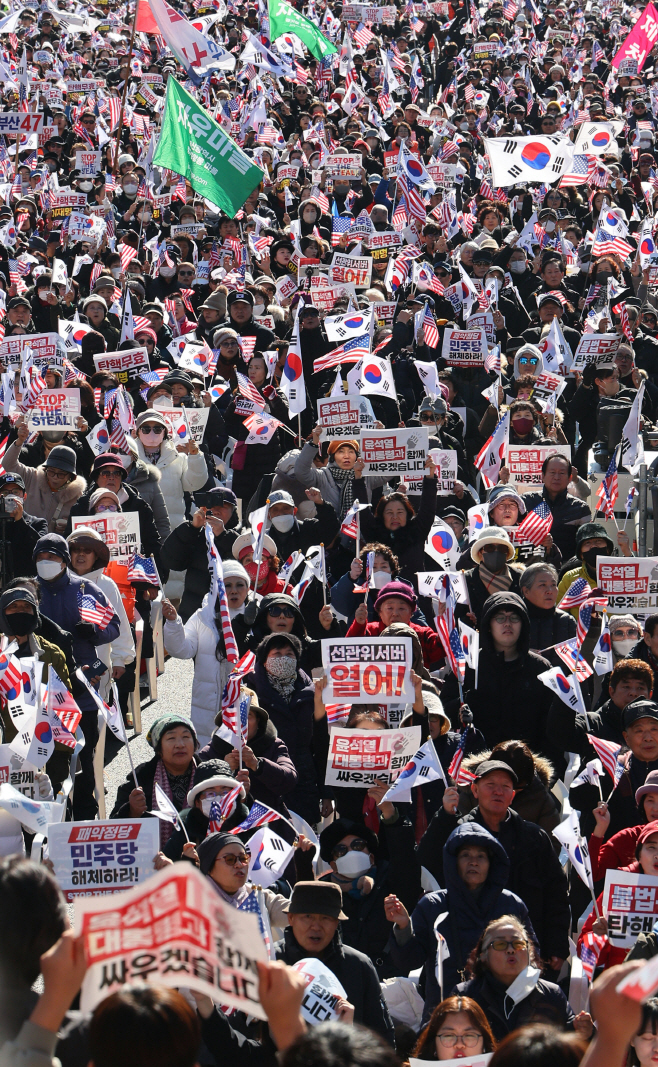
[127,458,162,486]
[461,747,554,787]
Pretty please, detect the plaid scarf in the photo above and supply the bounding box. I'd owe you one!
[152,758,196,846]
[478,563,513,595]
[329,463,355,521]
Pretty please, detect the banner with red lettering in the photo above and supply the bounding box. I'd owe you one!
[612,1,658,70]
[324,725,421,788]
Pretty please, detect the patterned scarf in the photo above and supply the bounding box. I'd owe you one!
[329,463,355,520]
[152,758,196,846]
[478,563,513,595]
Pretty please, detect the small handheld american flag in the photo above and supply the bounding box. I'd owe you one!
[127,553,160,586]
[228,800,280,835]
[78,591,115,629]
[595,453,618,519]
[515,502,553,547]
[558,577,591,611]
[587,733,624,790]
[208,784,243,832]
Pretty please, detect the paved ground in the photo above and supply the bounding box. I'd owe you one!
[102,656,195,815]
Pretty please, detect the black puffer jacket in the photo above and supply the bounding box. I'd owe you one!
[445,592,554,759]
[160,514,242,622]
[523,599,577,659]
[357,475,438,587]
[454,972,575,1042]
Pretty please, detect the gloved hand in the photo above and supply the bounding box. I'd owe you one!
[35,772,54,801]
[76,622,96,639]
[459,704,473,726]
[262,385,277,400]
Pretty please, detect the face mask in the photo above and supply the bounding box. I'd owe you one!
[613,638,637,657]
[36,559,64,580]
[124,183,138,195]
[510,260,526,274]
[512,417,535,436]
[266,655,297,681]
[334,850,372,877]
[201,796,222,816]
[582,546,606,572]
[41,431,65,443]
[5,611,36,636]
[459,122,469,131]
[138,212,152,223]
[372,569,391,589]
[120,454,133,469]
[544,220,556,232]
[38,291,50,302]
[253,303,265,315]
[139,430,163,447]
[78,181,92,192]
[109,266,121,279]
[481,548,508,573]
[244,560,269,582]
[271,514,295,532]
[160,266,176,278]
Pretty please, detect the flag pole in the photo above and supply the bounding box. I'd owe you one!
[149,553,163,589]
[113,0,141,176]
[321,543,327,606]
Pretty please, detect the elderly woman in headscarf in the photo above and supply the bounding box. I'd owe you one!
[110,714,199,848]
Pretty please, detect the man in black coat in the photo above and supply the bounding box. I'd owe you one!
[522,453,590,561]
[417,759,570,975]
[215,290,276,353]
[161,486,243,621]
[0,473,48,584]
[275,880,395,1043]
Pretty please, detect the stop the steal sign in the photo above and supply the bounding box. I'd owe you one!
[27,388,81,430]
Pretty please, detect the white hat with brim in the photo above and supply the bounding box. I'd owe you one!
[470,526,515,564]
[232,532,278,560]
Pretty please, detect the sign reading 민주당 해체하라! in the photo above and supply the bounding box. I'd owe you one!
[153,76,264,217]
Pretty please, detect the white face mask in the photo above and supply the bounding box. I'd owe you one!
[124,183,138,195]
[138,212,152,223]
[253,303,265,315]
[334,850,372,877]
[510,260,526,274]
[36,559,64,580]
[38,290,50,302]
[459,122,469,131]
[111,266,121,278]
[78,181,92,192]
[201,796,221,816]
[544,220,556,232]
[160,266,176,278]
[271,514,295,532]
[613,638,637,657]
[372,569,391,589]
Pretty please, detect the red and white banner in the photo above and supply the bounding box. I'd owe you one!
[612,2,658,70]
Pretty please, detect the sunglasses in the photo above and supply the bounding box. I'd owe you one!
[220,852,250,867]
[268,604,295,618]
[140,425,165,435]
[518,356,539,365]
[332,839,368,859]
[420,413,437,421]
[486,938,527,952]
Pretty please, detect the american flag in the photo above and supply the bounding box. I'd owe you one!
[228,800,280,834]
[558,154,596,188]
[236,371,265,408]
[592,228,634,259]
[448,724,473,781]
[0,653,23,699]
[515,502,553,546]
[584,283,602,308]
[391,203,407,231]
[435,573,465,681]
[313,333,370,372]
[45,668,83,736]
[587,733,624,787]
[221,650,257,721]
[415,264,445,296]
[238,336,256,362]
[559,577,592,611]
[340,500,368,540]
[205,524,239,665]
[423,304,439,349]
[118,243,138,271]
[353,22,375,47]
[613,301,634,343]
[326,703,352,724]
[577,596,608,649]
[172,176,187,202]
[592,40,605,64]
[503,0,518,16]
[78,591,115,629]
[331,216,353,247]
[554,638,594,681]
[208,785,243,831]
[402,175,427,227]
[127,552,160,585]
[596,453,618,519]
[580,931,607,981]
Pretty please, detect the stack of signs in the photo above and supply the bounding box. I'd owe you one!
[27,388,81,431]
[49,819,160,902]
[317,395,375,440]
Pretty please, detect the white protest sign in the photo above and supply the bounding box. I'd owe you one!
[71,513,141,563]
[322,636,414,705]
[49,819,160,902]
[292,958,348,1025]
[74,864,268,1015]
[603,869,658,948]
[0,744,39,798]
[329,253,372,289]
[75,150,101,176]
[317,394,374,440]
[360,427,428,477]
[0,333,64,369]
[506,444,571,493]
[325,725,421,788]
[441,328,487,368]
[410,1057,492,1067]
[597,556,658,614]
[93,348,150,385]
[432,449,458,495]
[184,406,210,444]
[27,388,81,431]
[571,333,620,371]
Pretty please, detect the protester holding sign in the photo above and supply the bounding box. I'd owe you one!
[3,433,86,535]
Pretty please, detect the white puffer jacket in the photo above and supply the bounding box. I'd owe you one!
[135,438,208,600]
[163,594,233,747]
[86,566,135,701]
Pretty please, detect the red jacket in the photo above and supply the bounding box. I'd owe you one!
[589,826,644,882]
[346,618,445,668]
[578,860,642,971]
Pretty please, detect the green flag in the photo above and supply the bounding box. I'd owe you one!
[267,0,337,60]
[152,77,263,217]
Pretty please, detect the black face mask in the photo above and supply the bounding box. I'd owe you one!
[5,612,36,637]
[481,548,508,573]
[582,546,607,573]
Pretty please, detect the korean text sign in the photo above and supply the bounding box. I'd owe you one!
[321,636,414,704]
[441,328,487,368]
[506,444,571,493]
[317,395,373,440]
[360,428,428,476]
[603,869,658,947]
[325,725,421,788]
[27,389,81,431]
[71,514,141,563]
[74,864,268,1015]
[0,744,38,798]
[597,556,658,614]
[571,334,620,371]
[0,333,63,369]
[49,819,160,902]
[93,348,150,385]
[612,1,658,70]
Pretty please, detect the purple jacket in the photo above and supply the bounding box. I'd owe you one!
[198,715,297,816]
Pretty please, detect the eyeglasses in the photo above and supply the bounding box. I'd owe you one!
[140,425,165,435]
[491,613,521,624]
[437,1033,483,1048]
[420,413,437,422]
[268,605,295,619]
[332,839,368,859]
[178,270,195,277]
[612,628,640,638]
[96,504,118,512]
[486,938,527,952]
[220,852,250,867]
[221,340,239,348]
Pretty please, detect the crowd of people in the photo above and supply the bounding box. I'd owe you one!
[5,0,658,1059]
